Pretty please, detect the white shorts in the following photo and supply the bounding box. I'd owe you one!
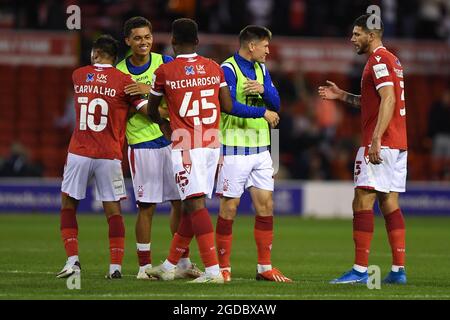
[216,150,274,198]
[354,147,407,193]
[172,148,220,201]
[61,152,126,201]
[128,145,180,203]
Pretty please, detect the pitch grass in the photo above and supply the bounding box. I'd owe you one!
[0,214,449,300]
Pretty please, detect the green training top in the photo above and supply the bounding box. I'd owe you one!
[116,52,165,145]
[220,56,270,147]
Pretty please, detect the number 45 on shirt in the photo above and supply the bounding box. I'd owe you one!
[179,89,217,125]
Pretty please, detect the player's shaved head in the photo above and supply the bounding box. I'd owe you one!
[124,16,152,37]
[353,14,384,37]
[172,18,199,46]
[239,25,272,47]
[92,34,119,63]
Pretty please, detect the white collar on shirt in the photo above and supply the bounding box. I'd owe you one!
[176,53,198,59]
[93,63,113,68]
[373,46,386,54]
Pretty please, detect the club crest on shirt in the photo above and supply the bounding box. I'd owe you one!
[137,185,144,198]
[223,179,229,192]
[86,73,94,82]
[185,65,195,76]
[183,164,192,174]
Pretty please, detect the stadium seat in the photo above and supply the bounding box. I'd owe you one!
[17,132,39,149]
[39,146,67,177]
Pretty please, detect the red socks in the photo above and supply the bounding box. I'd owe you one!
[108,215,125,265]
[353,210,374,267]
[191,208,218,268]
[167,211,194,265]
[384,208,406,266]
[137,246,151,267]
[254,216,273,266]
[60,208,78,257]
[216,216,234,269]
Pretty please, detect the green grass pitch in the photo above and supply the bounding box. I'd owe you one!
[0,213,449,300]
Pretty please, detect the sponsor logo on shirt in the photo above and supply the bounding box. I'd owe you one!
[96,74,108,84]
[373,63,389,79]
[375,56,382,62]
[196,65,206,74]
[394,68,403,78]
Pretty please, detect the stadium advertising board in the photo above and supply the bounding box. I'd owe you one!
[0,179,301,215]
[0,31,78,66]
[0,180,448,216]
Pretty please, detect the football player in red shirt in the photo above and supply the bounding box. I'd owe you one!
[319,14,407,284]
[145,18,279,283]
[56,35,147,280]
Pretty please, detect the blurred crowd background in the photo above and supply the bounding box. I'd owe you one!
[0,0,449,181]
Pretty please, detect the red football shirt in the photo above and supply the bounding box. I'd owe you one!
[361,46,407,150]
[69,64,146,160]
[151,53,227,149]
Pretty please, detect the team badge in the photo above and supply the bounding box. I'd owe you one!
[86,73,94,82]
[223,179,229,192]
[137,186,144,198]
[185,66,195,75]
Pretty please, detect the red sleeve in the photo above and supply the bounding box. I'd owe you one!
[150,65,165,96]
[370,54,395,91]
[219,67,227,88]
[123,74,146,109]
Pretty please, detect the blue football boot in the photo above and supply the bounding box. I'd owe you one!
[330,268,368,284]
[383,268,407,284]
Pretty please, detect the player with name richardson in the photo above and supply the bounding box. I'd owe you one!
[319,14,408,285]
[146,18,279,283]
[57,35,147,280]
[116,16,201,280]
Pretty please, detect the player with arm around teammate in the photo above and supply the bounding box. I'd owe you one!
[116,16,201,280]
[145,18,279,283]
[56,35,147,280]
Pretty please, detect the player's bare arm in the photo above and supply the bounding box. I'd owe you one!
[134,102,168,119]
[124,82,151,96]
[318,80,361,107]
[147,93,163,124]
[147,93,171,139]
[368,85,396,165]
[219,86,279,128]
[158,106,169,118]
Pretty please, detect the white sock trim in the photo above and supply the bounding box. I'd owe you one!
[110,264,121,274]
[162,259,176,271]
[67,255,79,265]
[205,264,220,276]
[353,264,368,273]
[177,258,192,269]
[392,265,404,272]
[139,264,151,272]
[257,264,272,273]
[136,243,151,251]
